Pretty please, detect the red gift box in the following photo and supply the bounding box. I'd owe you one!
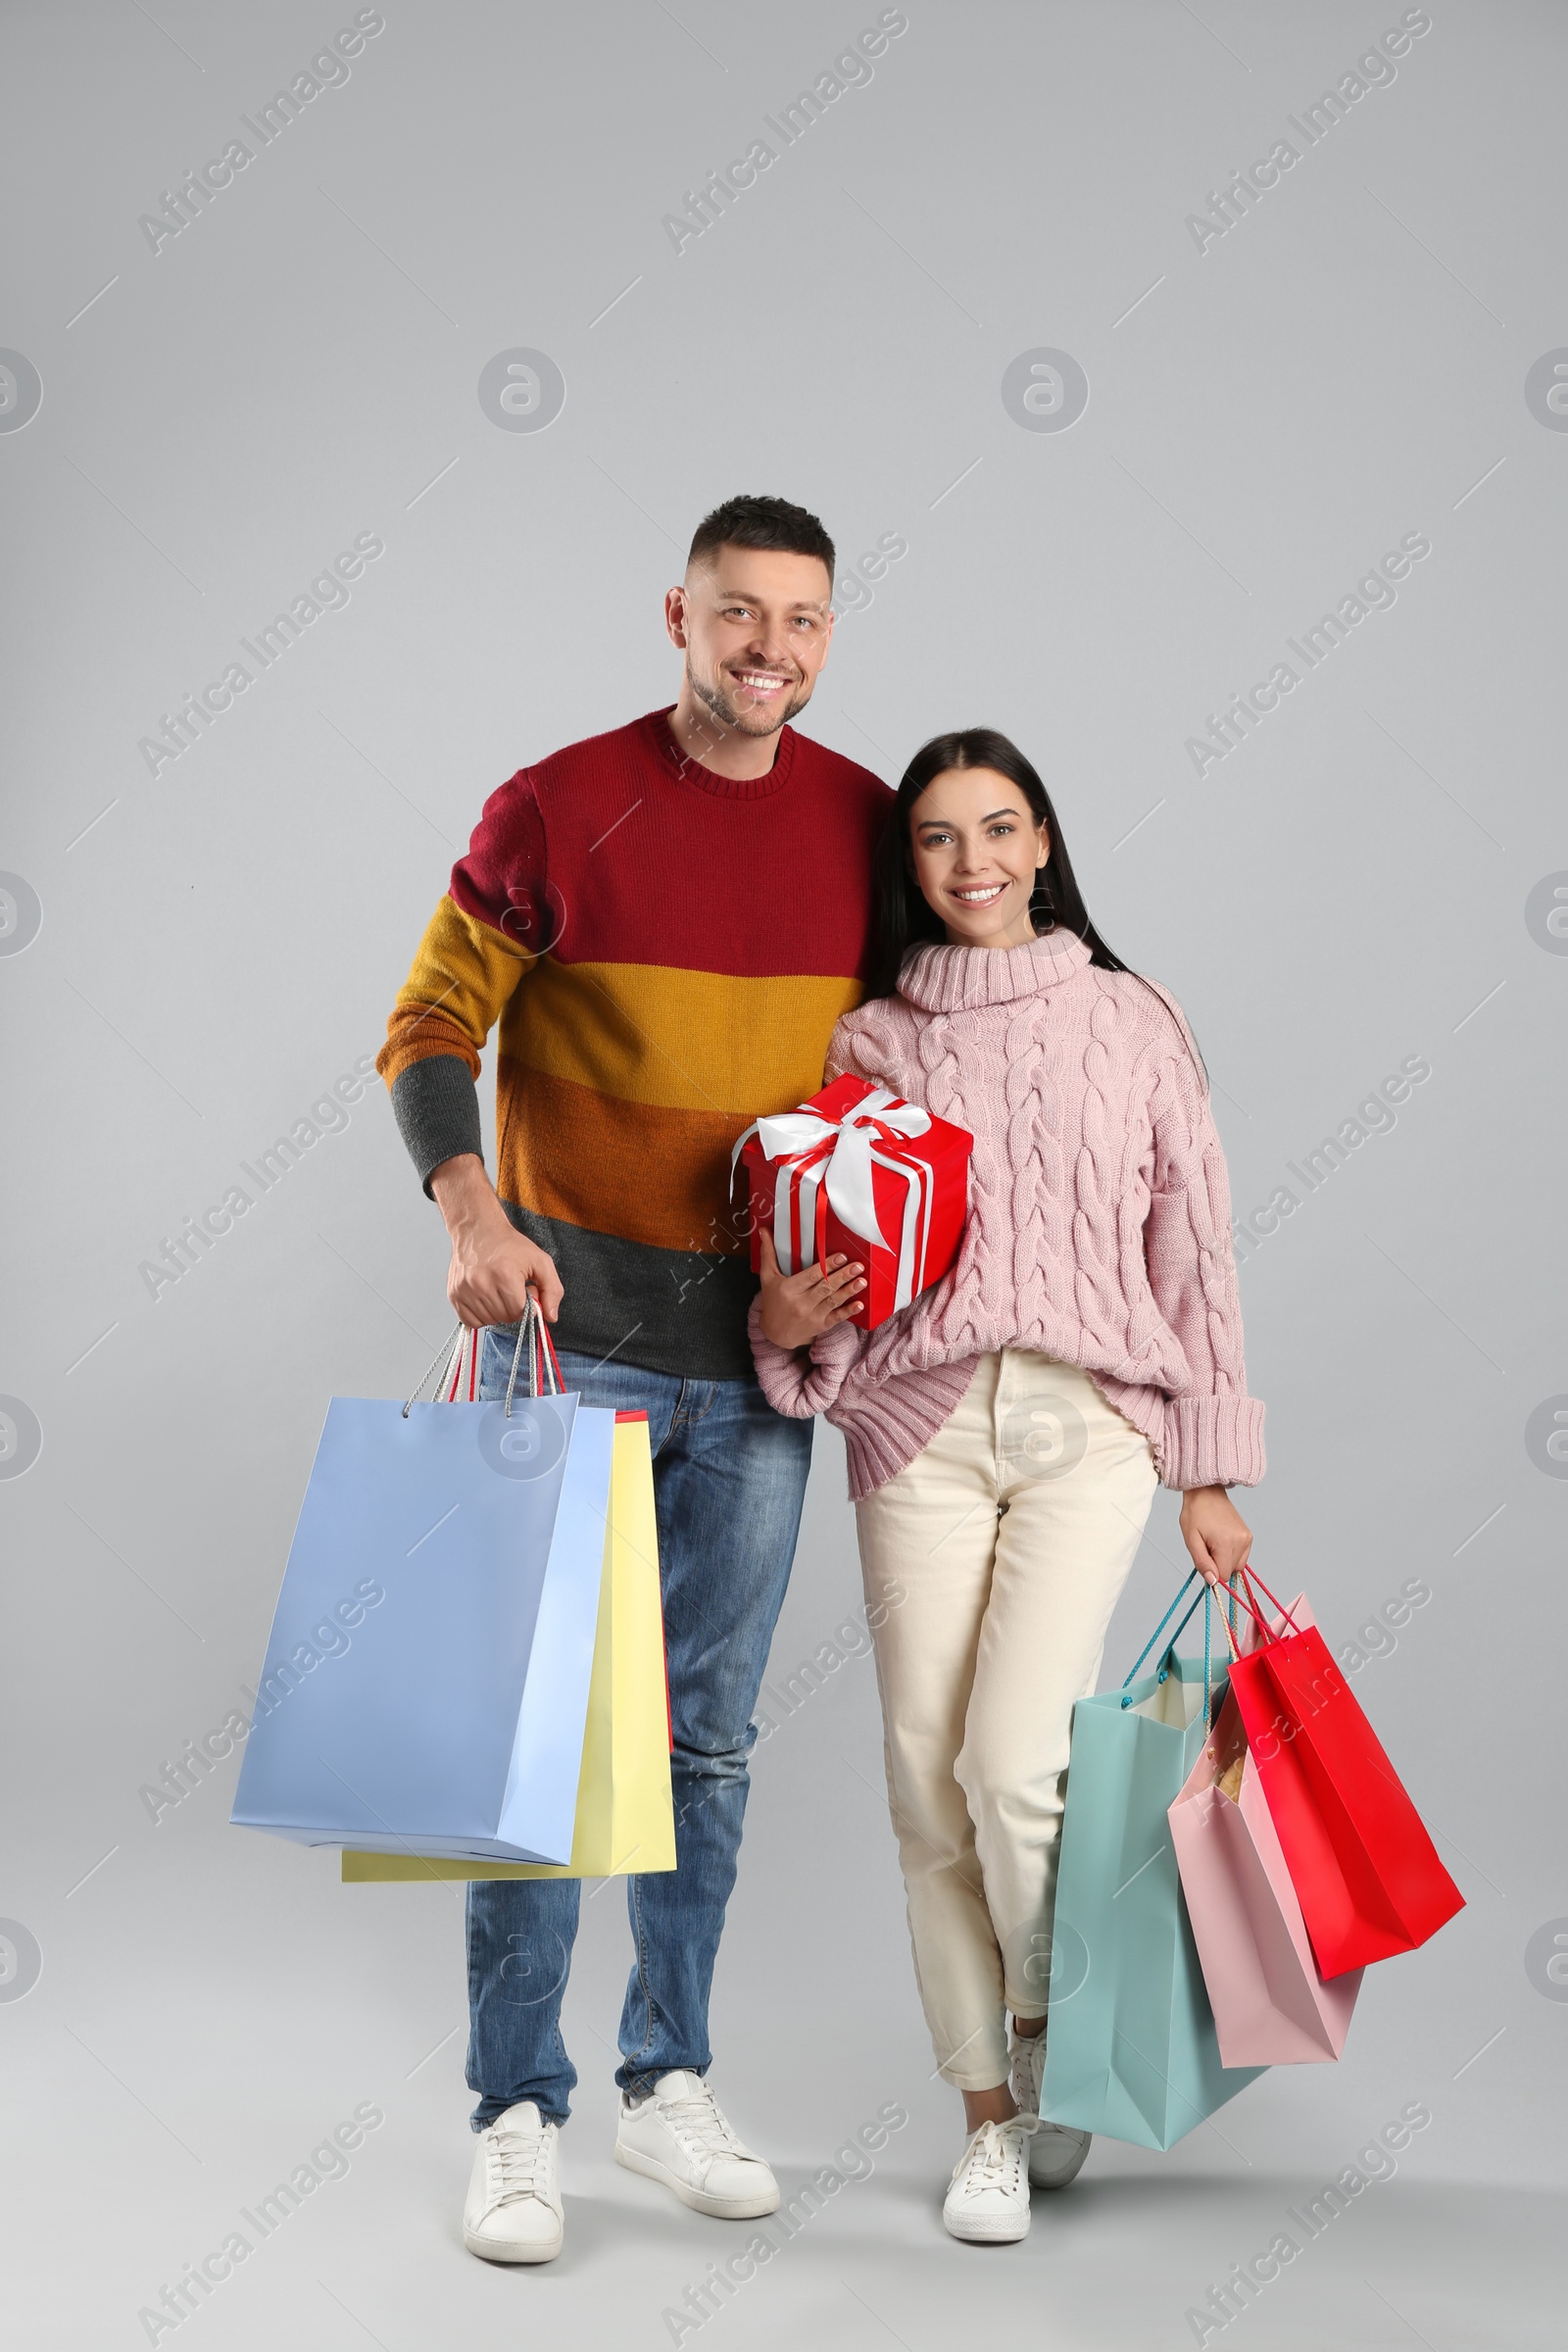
[732,1075,972,1331]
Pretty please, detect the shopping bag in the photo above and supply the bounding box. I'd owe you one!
[342,1407,675,1881]
[1041,1575,1265,2149]
[1225,1567,1464,1979]
[231,1318,612,1866]
[1169,1649,1363,2066]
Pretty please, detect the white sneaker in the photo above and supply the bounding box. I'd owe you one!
[942,2115,1039,2243]
[614,2069,780,2219]
[1010,2025,1092,2189]
[463,2100,564,2263]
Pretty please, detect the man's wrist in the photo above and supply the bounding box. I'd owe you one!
[429,1153,502,1236]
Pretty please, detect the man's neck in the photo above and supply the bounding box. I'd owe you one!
[665,689,786,781]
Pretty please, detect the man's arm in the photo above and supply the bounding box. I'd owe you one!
[429,1152,564,1325]
[378,769,563,1326]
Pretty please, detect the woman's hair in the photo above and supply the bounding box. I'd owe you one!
[866,726,1204,1081]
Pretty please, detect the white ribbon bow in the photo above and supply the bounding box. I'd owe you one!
[733,1086,931,1250]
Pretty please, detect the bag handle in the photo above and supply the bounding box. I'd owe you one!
[1119,1569,1240,1729]
[402,1299,564,1420]
[1231,1562,1303,1644]
[504,1298,563,1416]
[404,1325,468,1415]
[1121,1572,1194,1699]
[443,1324,480,1402]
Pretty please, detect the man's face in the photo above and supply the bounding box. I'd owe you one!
[665,546,835,739]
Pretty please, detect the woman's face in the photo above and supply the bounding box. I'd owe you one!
[907,766,1050,952]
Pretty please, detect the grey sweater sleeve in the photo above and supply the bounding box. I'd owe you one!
[388,1054,485,1197]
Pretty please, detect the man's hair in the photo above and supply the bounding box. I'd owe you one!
[686,494,835,582]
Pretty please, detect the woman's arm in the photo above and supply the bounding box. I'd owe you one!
[748,1226,868,1417]
[747,1013,874,1416]
[1179,1485,1253,1589]
[748,1300,866,1420]
[1145,1039,1267,1514]
[1148,1057,1260,1584]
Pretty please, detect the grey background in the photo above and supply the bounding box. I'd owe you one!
[2,1,1563,2344]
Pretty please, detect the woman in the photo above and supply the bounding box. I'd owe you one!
[750,729,1263,2244]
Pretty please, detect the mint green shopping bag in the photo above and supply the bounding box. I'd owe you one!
[1040,1575,1265,2149]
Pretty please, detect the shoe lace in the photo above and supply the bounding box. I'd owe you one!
[1011,2034,1047,2109]
[659,2082,748,2161]
[956,2115,1040,2190]
[489,2121,555,2205]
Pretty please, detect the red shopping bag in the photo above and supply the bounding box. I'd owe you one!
[1224,1567,1464,1979]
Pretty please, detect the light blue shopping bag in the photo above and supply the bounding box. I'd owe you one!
[1040,1575,1265,2149]
[232,1324,613,1866]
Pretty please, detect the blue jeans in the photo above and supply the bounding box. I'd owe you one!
[466,1330,813,2128]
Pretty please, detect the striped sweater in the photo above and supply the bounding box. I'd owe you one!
[378,708,891,1377]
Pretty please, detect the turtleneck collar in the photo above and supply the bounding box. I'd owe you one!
[898,925,1095,1013]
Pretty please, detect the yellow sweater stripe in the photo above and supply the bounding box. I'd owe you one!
[379,897,534,1087]
[508,959,864,1115]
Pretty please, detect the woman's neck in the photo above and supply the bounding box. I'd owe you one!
[940,914,1051,952]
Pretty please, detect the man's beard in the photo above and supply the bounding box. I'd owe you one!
[687,657,808,739]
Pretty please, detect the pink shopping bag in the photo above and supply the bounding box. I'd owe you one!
[1168,1590,1362,2067]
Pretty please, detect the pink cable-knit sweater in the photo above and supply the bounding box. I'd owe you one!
[747,926,1266,1500]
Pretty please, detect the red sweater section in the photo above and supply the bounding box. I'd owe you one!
[449,709,890,979]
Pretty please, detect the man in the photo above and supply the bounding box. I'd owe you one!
[377,494,890,2263]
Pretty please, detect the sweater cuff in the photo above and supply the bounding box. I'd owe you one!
[388,1054,484,1197]
[1160,1393,1266,1490]
[747,1301,862,1418]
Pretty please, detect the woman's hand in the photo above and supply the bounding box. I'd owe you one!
[1179,1484,1252,1589]
[756,1226,865,1348]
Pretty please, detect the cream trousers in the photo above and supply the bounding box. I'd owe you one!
[854,1348,1158,2091]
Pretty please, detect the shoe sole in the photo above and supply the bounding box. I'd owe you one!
[463,2225,564,2264]
[943,2209,1031,2243]
[614,2142,781,2220]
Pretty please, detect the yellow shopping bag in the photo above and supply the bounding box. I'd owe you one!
[342,1411,674,1882]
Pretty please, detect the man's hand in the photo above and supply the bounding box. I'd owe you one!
[1179,1484,1252,1590]
[756,1226,864,1348]
[429,1153,563,1327]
